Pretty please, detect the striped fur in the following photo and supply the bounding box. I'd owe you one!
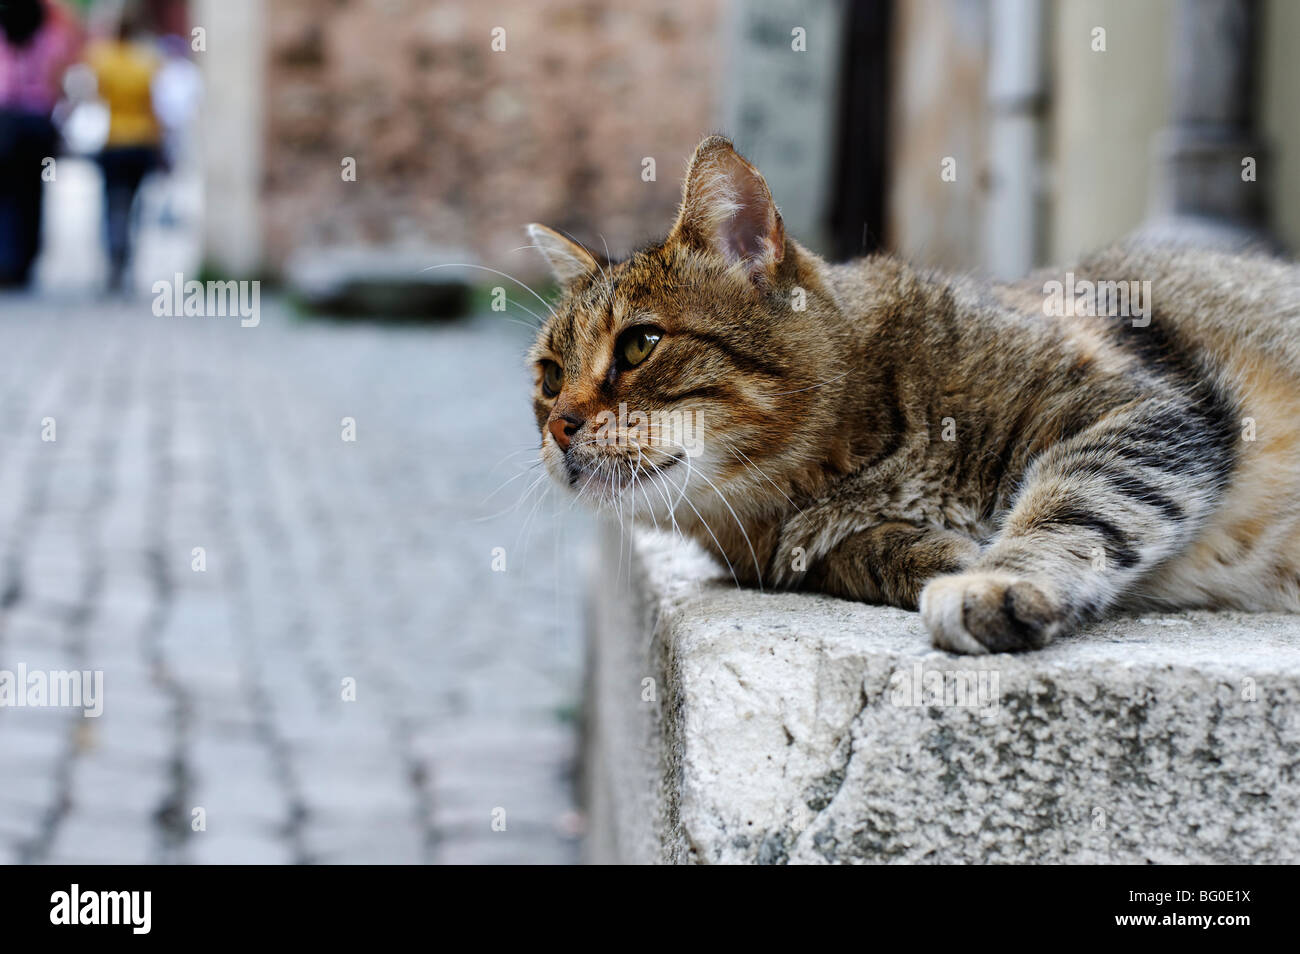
[528,137,1300,653]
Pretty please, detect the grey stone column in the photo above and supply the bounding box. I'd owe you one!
[195,0,266,277]
[984,0,1047,279]
[1149,0,1271,241]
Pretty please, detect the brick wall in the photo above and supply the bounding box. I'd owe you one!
[262,0,723,279]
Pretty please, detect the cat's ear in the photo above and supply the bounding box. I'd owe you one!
[526,223,601,288]
[669,136,785,286]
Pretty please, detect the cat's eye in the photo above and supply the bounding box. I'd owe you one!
[541,361,564,397]
[616,326,663,370]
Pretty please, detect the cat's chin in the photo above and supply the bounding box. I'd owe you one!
[544,450,696,521]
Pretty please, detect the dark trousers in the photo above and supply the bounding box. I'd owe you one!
[97,146,159,289]
[0,110,57,287]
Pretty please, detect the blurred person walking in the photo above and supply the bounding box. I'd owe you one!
[0,0,81,288]
[87,11,162,291]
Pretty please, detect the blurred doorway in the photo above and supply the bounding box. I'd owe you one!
[828,0,894,261]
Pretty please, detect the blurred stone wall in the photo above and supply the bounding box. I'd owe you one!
[1049,0,1174,264]
[261,0,723,279]
[889,0,1300,273]
[886,0,989,271]
[721,0,845,256]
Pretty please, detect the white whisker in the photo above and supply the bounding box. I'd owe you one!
[423,263,557,320]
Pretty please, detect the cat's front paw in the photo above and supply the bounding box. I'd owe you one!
[919,571,1063,654]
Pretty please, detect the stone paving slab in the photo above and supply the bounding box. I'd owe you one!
[0,293,587,864]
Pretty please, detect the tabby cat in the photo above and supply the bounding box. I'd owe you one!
[526,136,1300,654]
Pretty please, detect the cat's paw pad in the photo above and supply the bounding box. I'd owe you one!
[919,572,1062,654]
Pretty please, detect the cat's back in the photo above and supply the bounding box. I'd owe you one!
[1080,238,1300,373]
[919,238,1300,612]
[815,242,1300,611]
[1080,239,1300,611]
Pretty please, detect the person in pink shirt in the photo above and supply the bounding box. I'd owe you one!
[0,0,82,287]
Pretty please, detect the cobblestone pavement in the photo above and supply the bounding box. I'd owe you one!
[0,293,590,864]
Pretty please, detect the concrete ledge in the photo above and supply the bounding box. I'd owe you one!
[583,525,1300,864]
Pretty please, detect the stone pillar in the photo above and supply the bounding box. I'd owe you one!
[194,0,265,277]
[885,0,989,270]
[1150,0,1268,232]
[984,0,1046,278]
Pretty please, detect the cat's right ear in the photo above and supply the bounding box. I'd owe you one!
[668,136,784,288]
[526,224,600,288]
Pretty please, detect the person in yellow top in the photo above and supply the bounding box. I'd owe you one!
[86,12,161,290]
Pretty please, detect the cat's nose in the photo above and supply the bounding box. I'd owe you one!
[548,413,584,452]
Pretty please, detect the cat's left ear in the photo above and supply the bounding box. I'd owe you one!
[526,223,601,288]
[668,136,785,287]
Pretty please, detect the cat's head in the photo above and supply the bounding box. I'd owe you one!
[526,136,843,525]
